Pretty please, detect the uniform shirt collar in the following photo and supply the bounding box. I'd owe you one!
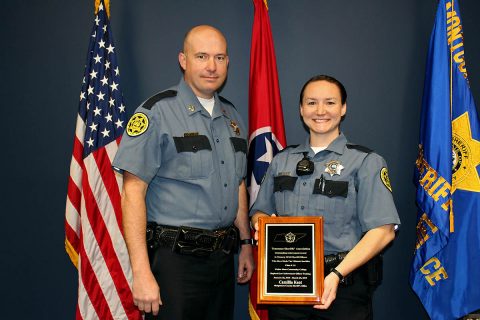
[177,78,228,119]
[292,132,347,156]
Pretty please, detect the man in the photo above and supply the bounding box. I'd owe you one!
[113,25,254,320]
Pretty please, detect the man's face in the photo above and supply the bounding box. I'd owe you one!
[300,80,346,141]
[179,27,229,99]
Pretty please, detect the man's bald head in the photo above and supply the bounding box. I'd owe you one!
[183,25,227,54]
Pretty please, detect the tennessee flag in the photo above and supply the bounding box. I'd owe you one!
[247,0,286,319]
[411,0,480,319]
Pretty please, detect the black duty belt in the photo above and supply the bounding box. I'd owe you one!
[146,222,238,257]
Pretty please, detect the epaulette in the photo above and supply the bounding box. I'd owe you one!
[219,95,236,109]
[278,144,300,154]
[142,90,177,110]
[346,143,373,153]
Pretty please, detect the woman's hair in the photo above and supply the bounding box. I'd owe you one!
[299,75,347,105]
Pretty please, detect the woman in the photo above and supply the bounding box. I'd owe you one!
[250,75,400,320]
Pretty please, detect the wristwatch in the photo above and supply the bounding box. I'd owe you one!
[239,238,254,245]
[331,268,345,283]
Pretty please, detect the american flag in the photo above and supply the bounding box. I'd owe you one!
[65,2,141,319]
[247,0,286,319]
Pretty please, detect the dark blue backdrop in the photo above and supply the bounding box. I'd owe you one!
[1,1,479,319]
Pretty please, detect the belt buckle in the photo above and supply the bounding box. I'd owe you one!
[173,226,217,257]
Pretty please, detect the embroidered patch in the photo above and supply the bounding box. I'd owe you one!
[126,112,149,137]
[381,167,392,192]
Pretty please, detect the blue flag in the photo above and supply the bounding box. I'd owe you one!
[411,0,480,319]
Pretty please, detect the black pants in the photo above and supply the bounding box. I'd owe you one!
[145,247,234,320]
[269,271,374,320]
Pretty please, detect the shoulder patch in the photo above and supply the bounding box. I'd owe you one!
[142,90,177,110]
[346,143,373,153]
[219,95,236,109]
[380,167,393,192]
[126,112,149,137]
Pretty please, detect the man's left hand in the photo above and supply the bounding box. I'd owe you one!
[237,244,254,283]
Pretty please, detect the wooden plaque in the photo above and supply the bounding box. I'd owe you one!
[257,216,324,305]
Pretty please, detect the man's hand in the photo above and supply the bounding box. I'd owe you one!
[237,244,255,283]
[313,272,340,310]
[132,270,162,315]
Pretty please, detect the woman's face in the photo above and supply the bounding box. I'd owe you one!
[300,80,346,142]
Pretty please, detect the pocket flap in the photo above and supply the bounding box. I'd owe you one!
[230,137,247,154]
[274,176,298,192]
[173,135,212,153]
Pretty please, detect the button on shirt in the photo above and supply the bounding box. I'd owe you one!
[113,79,247,230]
[250,133,400,255]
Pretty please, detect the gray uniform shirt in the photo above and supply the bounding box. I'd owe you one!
[250,133,400,255]
[113,79,247,230]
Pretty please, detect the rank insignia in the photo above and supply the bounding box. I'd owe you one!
[230,120,240,136]
[187,105,195,112]
[380,167,393,192]
[324,160,344,176]
[126,112,149,137]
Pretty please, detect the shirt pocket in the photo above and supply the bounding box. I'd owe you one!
[273,176,298,214]
[230,137,247,179]
[312,178,349,235]
[172,135,214,179]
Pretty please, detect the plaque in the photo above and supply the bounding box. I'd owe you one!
[257,216,324,305]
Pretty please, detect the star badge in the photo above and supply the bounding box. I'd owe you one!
[230,120,240,136]
[324,160,344,176]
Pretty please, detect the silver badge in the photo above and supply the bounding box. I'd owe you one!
[324,160,344,176]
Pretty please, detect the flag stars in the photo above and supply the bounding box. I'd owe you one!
[98,3,104,10]
[101,128,110,138]
[91,31,96,38]
[86,137,95,147]
[80,91,86,101]
[101,76,108,86]
[109,97,115,107]
[86,102,90,110]
[105,113,113,122]
[90,69,98,79]
[95,16,100,26]
[115,119,124,128]
[93,54,102,64]
[98,39,106,48]
[110,81,118,92]
[87,85,94,95]
[93,106,102,116]
[97,91,105,101]
[104,60,110,70]
[106,44,115,54]
[103,25,107,33]
[119,104,126,113]
[114,67,120,76]
[89,122,98,132]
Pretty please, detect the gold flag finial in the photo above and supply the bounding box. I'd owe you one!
[263,0,269,11]
[95,0,110,18]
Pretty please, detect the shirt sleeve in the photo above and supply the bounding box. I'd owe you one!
[249,157,278,216]
[356,152,401,232]
[112,105,163,184]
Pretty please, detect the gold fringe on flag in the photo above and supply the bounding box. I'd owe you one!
[263,0,269,11]
[95,0,110,18]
